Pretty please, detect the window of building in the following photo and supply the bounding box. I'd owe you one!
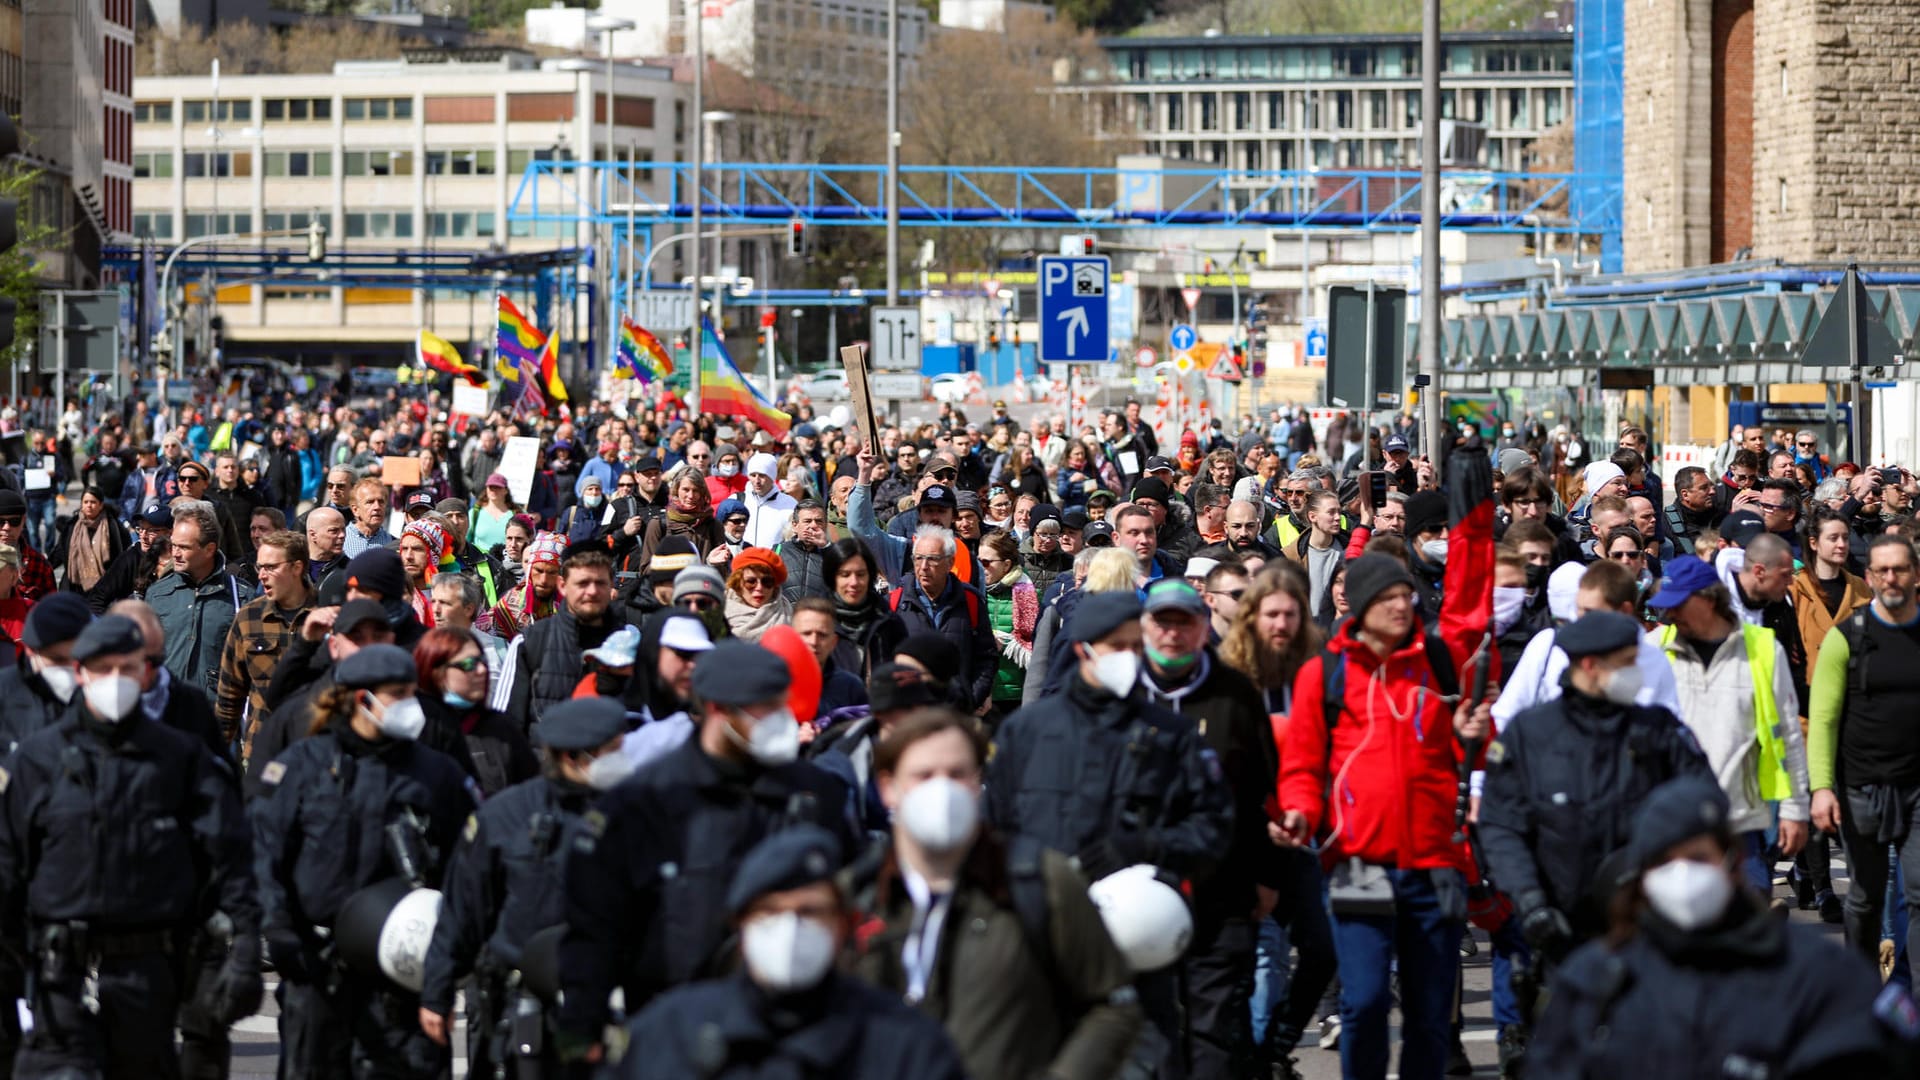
[263,210,321,232]
[1334,47,1373,77]
[133,211,174,239]
[1369,91,1388,129]
[1134,93,1153,132]
[185,212,252,235]
[1167,96,1183,131]
[425,95,496,124]
[182,151,251,178]
[183,100,249,124]
[1332,91,1353,129]
[1266,93,1285,131]
[263,150,333,177]
[1199,94,1217,132]
[1232,92,1250,131]
[425,149,497,175]
[263,98,332,122]
[507,218,573,239]
[1541,87,1564,127]
[344,211,413,239]
[344,97,414,122]
[134,101,172,124]
[1506,89,1528,129]
[132,152,173,178]
[428,210,497,238]
[344,150,414,176]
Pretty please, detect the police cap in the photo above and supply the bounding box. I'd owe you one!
[334,599,392,638]
[1069,591,1143,644]
[336,643,417,690]
[71,614,144,663]
[1554,609,1642,659]
[535,697,629,752]
[1628,777,1732,869]
[691,640,790,706]
[725,824,844,918]
[23,592,93,650]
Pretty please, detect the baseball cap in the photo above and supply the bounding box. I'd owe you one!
[1645,555,1720,610]
[405,490,436,516]
[1384,434,1410,454]
[1143,579,1207,616]
[919,484,958,509]
[1719,509,1768,548]
[1082,520,1115,547]
[1144,456,1176,476]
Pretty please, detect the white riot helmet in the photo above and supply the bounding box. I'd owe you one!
[1087,864,1193,972]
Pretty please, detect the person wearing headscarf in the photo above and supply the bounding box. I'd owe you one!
[724,547,794,643]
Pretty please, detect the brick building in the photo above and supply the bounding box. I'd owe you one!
[1623,0,1920,270]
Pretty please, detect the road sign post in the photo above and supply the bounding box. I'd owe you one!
[871,306,921,371]
[1802,262,1905,463]
[1037,255,1110,364]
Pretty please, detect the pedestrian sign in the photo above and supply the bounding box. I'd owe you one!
[1207,353,1243,382]
[1038,255,1111,363]
[1170,324,1197,353]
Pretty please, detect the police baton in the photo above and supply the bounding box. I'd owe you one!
[1452,633,1493,845]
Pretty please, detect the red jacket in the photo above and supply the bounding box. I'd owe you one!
[1276,476,1496,873]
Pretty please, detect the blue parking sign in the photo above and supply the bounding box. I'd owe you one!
[1038,256,1110,363]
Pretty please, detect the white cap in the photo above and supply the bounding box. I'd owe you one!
[658,615,714,654]
[583,625,642,668]
[1183,557,1220,581]
[747,452,779,479]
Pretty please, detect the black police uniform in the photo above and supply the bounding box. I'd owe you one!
[0,664,71,752]
[0,689,257,1077]
[1478,686,1713,946]
[555,738,856,1044]
[252,712,477,1078]
[420,698,624,1079]
[610,971,968,1080]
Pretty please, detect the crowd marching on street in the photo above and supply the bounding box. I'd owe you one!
[0,375,1916,1080]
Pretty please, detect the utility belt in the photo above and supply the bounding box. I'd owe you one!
[474,954,551,1070]
[32,922,176,964]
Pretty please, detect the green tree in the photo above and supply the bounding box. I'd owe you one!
[0,162,66,374]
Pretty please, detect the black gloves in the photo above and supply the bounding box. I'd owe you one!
[1076,831,1159,882]
[1519,904,1573,956]
[263,927,313,985]
[210,942,265,1024]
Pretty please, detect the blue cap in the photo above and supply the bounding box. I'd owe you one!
[535,697,629,752]
[1629,777,1732,868]
[1069,591,1143,644]
[1719,509,1768,548]
[691,639,790,706]
[1384,434,1410,453]
[1645,555,1719,609]
[335,643,417,690]
[1553,609,1642,659]
[716,497,748,523]
[725,824,843,917]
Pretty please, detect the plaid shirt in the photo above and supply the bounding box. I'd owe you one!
[18,545,51,603]
[217,591,311,754]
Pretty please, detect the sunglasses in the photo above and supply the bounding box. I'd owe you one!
[442,655,488,673]
[740,574,775,588]
[931,468,958,480]
[1609,550,1645,562]
[1757,502,1791,513]
[680,596,718,611]
[1209,587,1247,601]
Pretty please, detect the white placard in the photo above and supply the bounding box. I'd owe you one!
[497,436,541,509]
[451,382,490,419]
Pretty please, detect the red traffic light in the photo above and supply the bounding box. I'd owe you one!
[787,219,806,256]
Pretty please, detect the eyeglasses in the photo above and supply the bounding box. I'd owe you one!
[1728,473,1756,484]
[1797,441,1816,449]
[1511,496,1548,508]
[931,468,958,481]
[1209,588,1247,601]
[1757,502,1791,513]
[1869,564,1916,579]
[326,481,350,490]
[442,655,488,673]
[256,560,290,573]
[910,554,952,564]
[740,574,775,588]
[680,596,718,611]
[1283,488,1309,499]
[1608,549,1645,563]
[616,484,636,492]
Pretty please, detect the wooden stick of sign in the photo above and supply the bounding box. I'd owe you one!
[841,341,882,455]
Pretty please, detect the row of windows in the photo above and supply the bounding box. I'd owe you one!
[263,97,331,122]
[134,146,656,181]
[134,209,498,240]
[138,97,415,125]
[1113,42,1572,83]
[1149,133,1530,170]
[1141,87,1562,135]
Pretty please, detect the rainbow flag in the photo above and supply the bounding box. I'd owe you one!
[537,326,568,404]
[417,329,486,387]
[495,294,546,384]
[615,312,675,383]
[697,317,790,439]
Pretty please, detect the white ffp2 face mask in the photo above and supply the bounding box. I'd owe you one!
[727,706,800,765]
[1089,649,1139,698]
[897,776,980,853]
[36,662,77,704]
[740,912,837,993]
[83,674,142,721]
[371,695,427,741]
[1601,664,1645,706]
[1642,858,1734,930]
[585,749,637,792]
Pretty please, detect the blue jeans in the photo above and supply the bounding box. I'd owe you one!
[1488,919,1529,1035]
[26,496,53,553]
[1250,917,1285,1047]
[1250,849,1337,1053]
[1332,869,1464,1080]
[1739,830,1774,895]
[1886,847,1912,992]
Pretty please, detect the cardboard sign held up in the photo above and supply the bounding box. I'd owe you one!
[382,455,423,488]
[841,342,882,457]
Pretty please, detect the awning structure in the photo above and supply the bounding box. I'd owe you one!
[1431,283,1920,391]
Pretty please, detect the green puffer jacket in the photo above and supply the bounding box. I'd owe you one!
[984,570,1038,704]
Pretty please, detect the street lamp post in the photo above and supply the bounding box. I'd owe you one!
[587,15,636,393]
[689,3,705,414]
[885,0,900,307]
[703,110,735,368]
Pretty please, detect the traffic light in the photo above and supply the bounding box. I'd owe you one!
[787,219,806,257]
[1058,234,1096,257]
[987,329,999,350]
[307,219,327,263]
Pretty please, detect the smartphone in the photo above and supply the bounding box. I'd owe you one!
[1365,471,1388,509]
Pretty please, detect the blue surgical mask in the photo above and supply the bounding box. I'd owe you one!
[443,690,480,710]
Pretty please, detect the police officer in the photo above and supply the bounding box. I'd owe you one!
[252,644,477,1079]
[1530,777,1905,1078]
[985,590,1235,1078]
[609,825,969,1079]
[0,592,93,751]
[1477,610,1713,1066]
[418,697,634,1079]
[556,639,856,1065]
[0,614,259,1078]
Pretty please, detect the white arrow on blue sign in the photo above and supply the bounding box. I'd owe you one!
[1038,255,1111,363]
[1170,323,1197,353]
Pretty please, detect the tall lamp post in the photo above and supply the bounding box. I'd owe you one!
[688,1,706,415]
[586,15,635,389]
[703,110,735,368]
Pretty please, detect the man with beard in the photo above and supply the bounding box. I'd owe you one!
[490,533,565,640]
[872,443,923,524]
[619,612,717,769]
[495,548,622,731]
[1196,498,1282,564]
[778,500,831,600]
[436,498,507,609]
[1663,466,1719,557]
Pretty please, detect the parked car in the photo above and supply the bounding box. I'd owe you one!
[929,372,971,404]
[797,370,851,401]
